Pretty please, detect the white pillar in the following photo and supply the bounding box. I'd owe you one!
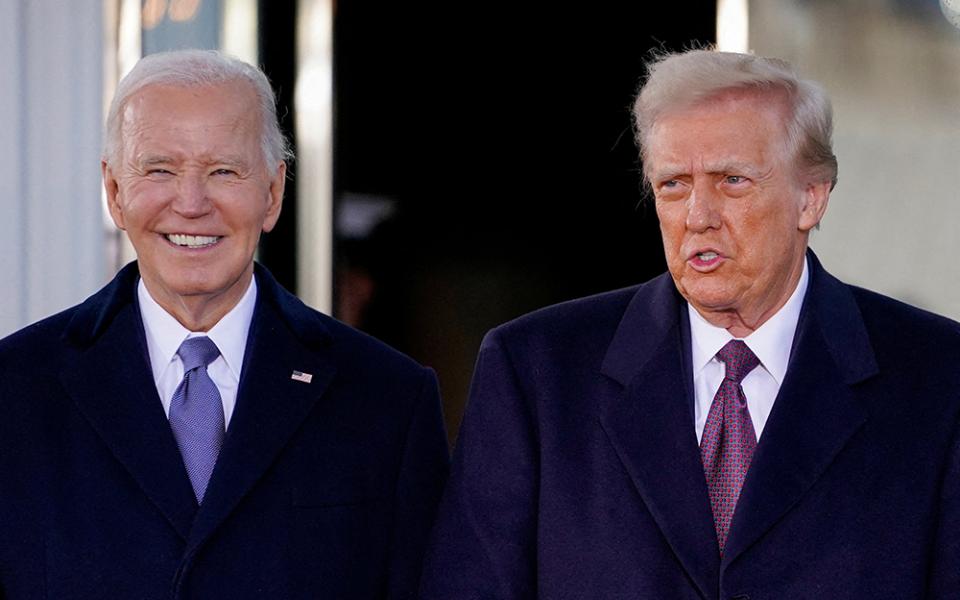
[0,0,105,336]
[296,0,335,314]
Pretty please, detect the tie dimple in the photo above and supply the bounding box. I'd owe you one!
[178,336,221,373]
[717,339,760,384]
[700,339,760,555]
[169,336,224,504]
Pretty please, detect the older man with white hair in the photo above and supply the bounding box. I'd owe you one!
[420,49,960,599]
[0,50,448,598]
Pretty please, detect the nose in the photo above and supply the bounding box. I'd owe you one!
[171,173,212,217]
[685,179,721,232]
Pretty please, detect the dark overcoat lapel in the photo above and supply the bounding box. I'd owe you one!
[57,263,342,554]
[185,264,337,554]
[598,272,721,598]
[59,263,198,540]
[597,251,879,596]
[723,252,877,566]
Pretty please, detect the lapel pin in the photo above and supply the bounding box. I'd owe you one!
[291,370,313,384]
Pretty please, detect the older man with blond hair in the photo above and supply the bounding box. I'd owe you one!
[421,49,960,599]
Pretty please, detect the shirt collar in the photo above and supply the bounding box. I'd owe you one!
[137,275,258,383]
[688,256,809,385]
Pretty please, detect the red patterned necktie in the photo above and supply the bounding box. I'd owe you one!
[700,339,760,555]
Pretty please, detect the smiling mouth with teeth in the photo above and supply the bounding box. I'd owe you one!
[697,251,719,261]
[165,233,222,248]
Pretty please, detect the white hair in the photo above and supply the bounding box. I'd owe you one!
[632,49,837,189]
[103,49,292,169]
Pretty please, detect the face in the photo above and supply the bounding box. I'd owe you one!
[646,90,830,335]
[103,81,284,327]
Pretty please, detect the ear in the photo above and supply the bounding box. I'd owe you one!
[798,179,831,232]
[102,160,127,231]
[261,161,286,233]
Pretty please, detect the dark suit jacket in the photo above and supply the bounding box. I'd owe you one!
[0,262,448,599]
[420,252,960,599]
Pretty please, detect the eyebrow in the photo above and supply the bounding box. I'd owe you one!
[650,161,765,182]
[137,155,176,167]
[703,162,765,177]
[213,155,251,167]
[648,165,686,182]
[135,154,251,168]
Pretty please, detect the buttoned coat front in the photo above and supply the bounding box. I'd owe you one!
[420,253,960,599]
[0,263,448,599]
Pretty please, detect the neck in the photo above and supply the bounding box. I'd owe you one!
[142,270,253,332]
[696,255,806,338]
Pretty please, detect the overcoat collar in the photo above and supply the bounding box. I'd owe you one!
[598,250,878,599]
[61,262,332,351]
[60,262,337,548]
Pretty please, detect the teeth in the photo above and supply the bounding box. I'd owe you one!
[698,251,718,261]
[166,234,220,248]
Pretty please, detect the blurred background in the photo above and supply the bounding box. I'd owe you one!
[2,0,959,443]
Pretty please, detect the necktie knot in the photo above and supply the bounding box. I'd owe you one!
[716,340,759,383]
[177,336,221,372]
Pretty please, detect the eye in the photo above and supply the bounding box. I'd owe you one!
[724,175,748,185]
[657,178,685,192]
[211,168,238,176]
[146,168,173,177]
[655,178,687,199]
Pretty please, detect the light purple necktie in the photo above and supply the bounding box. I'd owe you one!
[169,336,224,504]
[700,339,760,555]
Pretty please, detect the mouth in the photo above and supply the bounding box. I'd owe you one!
[164,233,222,249]
[688,249,724,271]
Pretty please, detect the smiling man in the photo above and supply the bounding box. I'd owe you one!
[0,50,447,599]
[420,50,960,599]
[104,76,285,333]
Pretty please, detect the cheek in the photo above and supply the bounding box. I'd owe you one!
[732,216,791,270]
[121,205,156,233]
[114,191,146,226]
[121,186,168,217]
[656,205,685,243]
[227,204,268,235]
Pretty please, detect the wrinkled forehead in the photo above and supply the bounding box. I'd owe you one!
[119,81,264,160]
[122,80,261,133]
[644,87,794,175]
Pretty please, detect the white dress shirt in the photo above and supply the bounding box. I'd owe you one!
[137,276,257,429]
[689,258,809,443]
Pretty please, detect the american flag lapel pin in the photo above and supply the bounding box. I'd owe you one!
[291,370,313,384]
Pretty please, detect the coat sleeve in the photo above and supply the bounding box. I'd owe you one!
[927,413,960,599]
[385,367,450,599]
[419,328,539,599]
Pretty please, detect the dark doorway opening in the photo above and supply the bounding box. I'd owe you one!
[261,1,717,442]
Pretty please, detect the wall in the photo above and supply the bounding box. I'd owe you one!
[751,0,960,319]
[0,0,105,336]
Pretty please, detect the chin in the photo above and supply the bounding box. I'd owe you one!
[679,280,735,309]
[158,270,228,297]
